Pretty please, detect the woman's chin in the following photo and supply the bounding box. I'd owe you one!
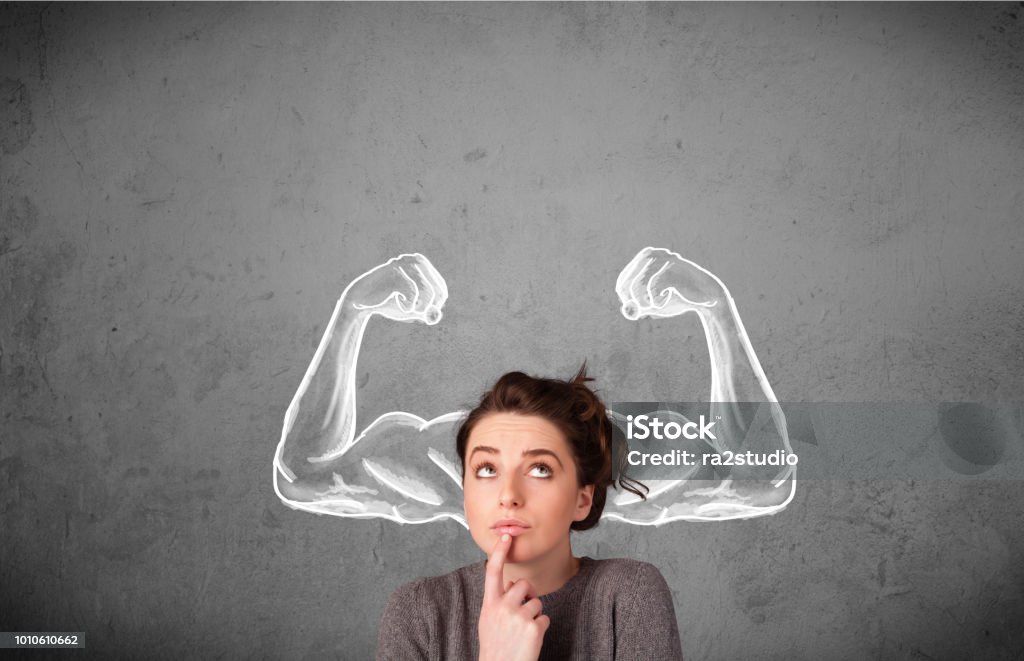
[472,535,534,564]
[505,548,530,564]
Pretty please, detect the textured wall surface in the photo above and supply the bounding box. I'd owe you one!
[2,3,1023,659]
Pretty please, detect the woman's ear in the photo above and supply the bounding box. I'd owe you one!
[574,484,595,521]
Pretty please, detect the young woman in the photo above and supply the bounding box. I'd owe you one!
[376,366,684,660]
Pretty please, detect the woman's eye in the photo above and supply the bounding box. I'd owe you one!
[528,464,552,478]
[475,464,497,478]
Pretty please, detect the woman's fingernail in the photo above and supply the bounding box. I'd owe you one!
[502,534,510,542]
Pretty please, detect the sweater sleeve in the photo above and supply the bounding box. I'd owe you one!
[615,562,684,661]
[376,579,432,661]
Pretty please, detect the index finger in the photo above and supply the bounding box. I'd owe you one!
[483,533,511,602]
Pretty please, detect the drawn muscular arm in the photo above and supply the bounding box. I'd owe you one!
[273,254,465,524]
[605,247,796,523]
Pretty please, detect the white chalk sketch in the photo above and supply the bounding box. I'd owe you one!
[273,248,796,526]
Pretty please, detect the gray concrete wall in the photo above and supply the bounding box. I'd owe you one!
[2,2,1023,658]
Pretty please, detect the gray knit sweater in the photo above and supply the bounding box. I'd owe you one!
[376,557,684,660]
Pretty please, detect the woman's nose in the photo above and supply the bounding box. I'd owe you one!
[498,476,523,508]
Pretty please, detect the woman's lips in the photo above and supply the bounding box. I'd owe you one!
[494,525,528,536]
[492,521,530,536]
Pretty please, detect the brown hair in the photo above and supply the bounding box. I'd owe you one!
[456,363,648,531]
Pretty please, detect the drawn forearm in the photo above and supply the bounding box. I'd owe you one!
[699,295,793,480]
[275,296,369,486]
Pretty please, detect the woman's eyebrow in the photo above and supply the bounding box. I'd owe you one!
[522,448,564,468]
[468,445,499,459]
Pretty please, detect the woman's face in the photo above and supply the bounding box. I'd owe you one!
[463,412,594,564]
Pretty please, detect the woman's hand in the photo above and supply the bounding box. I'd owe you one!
[478,534,549,661]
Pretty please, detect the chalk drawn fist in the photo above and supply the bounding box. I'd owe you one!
[615,247,726,320]
[345,253,448,325]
